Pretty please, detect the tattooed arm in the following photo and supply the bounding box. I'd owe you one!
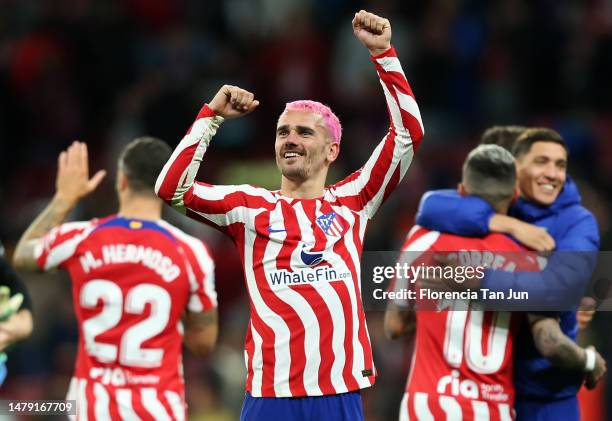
[529,314,607,389]
[13,196,79,271]
[13,142,105,271]
[530,315,587,370]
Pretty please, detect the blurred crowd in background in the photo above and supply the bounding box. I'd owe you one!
[0,0,611,419]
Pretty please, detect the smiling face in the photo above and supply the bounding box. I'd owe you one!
[275,109,339,182]
[516,141,567,205]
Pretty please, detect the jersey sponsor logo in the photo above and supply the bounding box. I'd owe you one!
[435,370,510,403]
[267,266,351,289]
[436,370,479,399]
[316,212,344,237]
[300,245,324,267]
[89,366,160,387]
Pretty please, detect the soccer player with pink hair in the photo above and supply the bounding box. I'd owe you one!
[156,10,424,421]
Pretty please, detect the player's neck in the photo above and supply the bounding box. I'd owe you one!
[279,174,326,199]
[118,194,163,221]
[492,202,510,215]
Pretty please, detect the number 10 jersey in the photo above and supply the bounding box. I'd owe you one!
[396,226,541,421]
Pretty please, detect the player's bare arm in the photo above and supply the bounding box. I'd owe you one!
[384,304,415,340]
[489,214,555,252]
[13,141,106,271]
[352,10,391,55]
[183,308,218,358]
[529,314,606,389]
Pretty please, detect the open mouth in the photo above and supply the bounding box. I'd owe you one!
[537,182,558,194]
[283,151,304,160]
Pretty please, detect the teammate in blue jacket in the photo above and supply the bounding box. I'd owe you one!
[416,127,603,420]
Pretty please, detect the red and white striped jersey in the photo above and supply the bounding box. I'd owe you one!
[156,46,424,397]
[396,226,541,421]
[34,215,216,420]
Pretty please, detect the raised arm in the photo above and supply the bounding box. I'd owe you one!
[155,86,272,231]
[13,142,105,271]
[331,10,424,218]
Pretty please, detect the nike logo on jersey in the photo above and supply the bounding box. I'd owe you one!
[268,227,287,233]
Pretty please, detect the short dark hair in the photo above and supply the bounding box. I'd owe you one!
[118,137,172,195]
[512,128,568,158]
[479,125,527,152]
[463,144,517,207]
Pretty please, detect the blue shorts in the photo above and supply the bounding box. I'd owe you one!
[515,396,579,421]
[240,391,363,421]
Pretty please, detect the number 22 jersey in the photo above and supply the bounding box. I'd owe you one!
[35,215,216,420]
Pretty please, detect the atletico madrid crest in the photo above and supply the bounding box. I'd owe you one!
[316,212,344,237]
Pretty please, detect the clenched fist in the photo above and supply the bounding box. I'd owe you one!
[208,85,259,119]
[352,10,391,56]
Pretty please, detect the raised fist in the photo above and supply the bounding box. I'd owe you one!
[208,85,259,119]
[352,10,391,56]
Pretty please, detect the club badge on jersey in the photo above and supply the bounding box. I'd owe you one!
[316,212,345,237]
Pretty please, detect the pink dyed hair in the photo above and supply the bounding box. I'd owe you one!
[283,100,342,144]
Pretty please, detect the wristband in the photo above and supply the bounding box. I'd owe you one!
[584,348,596,372]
